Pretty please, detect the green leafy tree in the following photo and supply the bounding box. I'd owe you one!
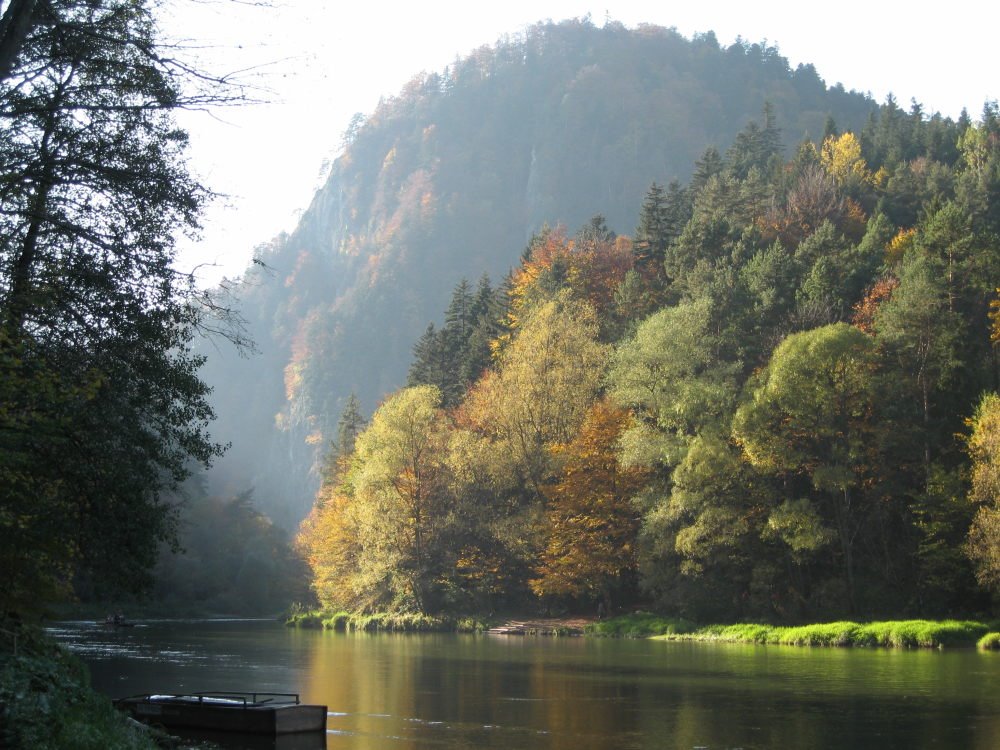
[349,385,455,613]
[733,323,879,613]
[956,106,1000,235]
[609,297,737,471]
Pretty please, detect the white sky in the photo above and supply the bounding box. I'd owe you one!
[161,0,998,286]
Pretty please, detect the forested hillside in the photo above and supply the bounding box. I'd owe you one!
[298,98,1000,622]
[200,19,879,528]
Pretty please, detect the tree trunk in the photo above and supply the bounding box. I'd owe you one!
[4,125,56,337]
[0,0,38,83]
[833,487,858,615]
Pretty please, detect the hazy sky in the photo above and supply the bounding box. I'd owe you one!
[162,0,997,286]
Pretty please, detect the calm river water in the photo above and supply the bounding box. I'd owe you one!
[49,618,1000,749]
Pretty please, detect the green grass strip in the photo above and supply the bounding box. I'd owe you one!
[285,610,492,632]
[652,619,992,648]
[977,632,1000,650]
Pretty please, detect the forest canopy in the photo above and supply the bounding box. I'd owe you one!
[299,98,1000,623]
[203,18,882,529]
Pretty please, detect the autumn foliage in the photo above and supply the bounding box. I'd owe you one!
[532,400,650,606]
[298,101,1000,621]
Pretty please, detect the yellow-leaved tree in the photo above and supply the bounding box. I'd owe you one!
[465,290,608,495]
[296,486,361,612]
[965,392,1000,591]
[349,385,454,613]
[820,132,875,189]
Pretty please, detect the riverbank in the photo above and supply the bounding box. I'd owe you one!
[589,614,1000,649]
[0,622,156,749]
[286,609,1000,649]
[285,610,496,632]
[0,622,215,749]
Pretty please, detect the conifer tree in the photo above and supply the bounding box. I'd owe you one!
[633,182,669,270]
[461,274,502,386]
[336,394,366,460]
[407,323,446,391]
[691,146,724,192]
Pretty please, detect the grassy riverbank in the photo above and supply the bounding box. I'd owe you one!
[286,610,1000,649]
[588,614,1000,649]
[285,610,495,633]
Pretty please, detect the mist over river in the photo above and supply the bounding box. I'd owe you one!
[49,619,1000,749]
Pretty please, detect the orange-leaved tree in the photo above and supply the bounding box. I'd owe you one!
[531,398,650,611]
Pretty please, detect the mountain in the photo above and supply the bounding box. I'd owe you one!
[197,18,878,528]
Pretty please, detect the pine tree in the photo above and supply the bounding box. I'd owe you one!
[461,275,502,386]
[727,104,783,180]
[318,392,367,487]
[440,278,476,406]
[407,323,446,389]
[633,182,668,269]
[336,393,366,460]
[692,146,724,192]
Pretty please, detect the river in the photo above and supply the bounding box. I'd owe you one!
[48,618,1000,749]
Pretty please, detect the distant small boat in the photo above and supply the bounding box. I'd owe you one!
[115,692,327,736]
[100,620,136,628]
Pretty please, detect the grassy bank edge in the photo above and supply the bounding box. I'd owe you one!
[590,614,1000,649]
[285,610,1000,649]
[284,610,497,633]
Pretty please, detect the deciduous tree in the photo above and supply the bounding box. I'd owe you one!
[965,393,1000,592]
[733,323,879,613]
[349,385,454,613]
[0,0,245,613]
[532,399,649,609]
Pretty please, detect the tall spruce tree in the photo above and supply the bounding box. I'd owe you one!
[633,183,669,270]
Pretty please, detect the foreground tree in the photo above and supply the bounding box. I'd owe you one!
[0,0,242,614]
[349,386,455,613]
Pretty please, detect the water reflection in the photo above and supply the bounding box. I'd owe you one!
[51,620,1000,749]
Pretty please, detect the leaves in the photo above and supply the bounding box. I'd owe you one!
[0,0,241,612]
[531,399,649,602]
